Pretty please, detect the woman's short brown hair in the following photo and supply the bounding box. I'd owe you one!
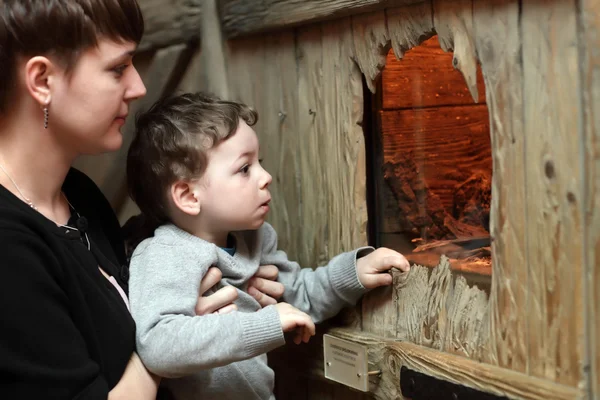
[127,92,258,230]
[0,0,144,112]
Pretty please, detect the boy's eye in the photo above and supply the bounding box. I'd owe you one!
[258,158,263,164]
[239,164,250,174]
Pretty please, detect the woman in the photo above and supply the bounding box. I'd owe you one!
[0,1,283,398]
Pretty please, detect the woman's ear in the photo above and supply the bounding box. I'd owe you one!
[24,56,54,106]
[171,180,201,216]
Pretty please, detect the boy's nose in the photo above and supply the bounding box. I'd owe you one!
[260,169,272,189]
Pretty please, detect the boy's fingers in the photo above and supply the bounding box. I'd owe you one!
[360,272,392,289]
[303,326,313,343]
[376,255,410,273]
[199,267,222,295]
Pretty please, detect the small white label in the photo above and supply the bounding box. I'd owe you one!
[323,334,369,392]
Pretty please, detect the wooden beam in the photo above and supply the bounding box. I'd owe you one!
[328,328,584,400]
[578,0,600,397]
[137,0,202,52]
[522,0,585,387]
[200,0,229,98]
[219,0,426,38]
[471,0,528,371]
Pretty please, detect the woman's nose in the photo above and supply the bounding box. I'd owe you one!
[125,66,147,101]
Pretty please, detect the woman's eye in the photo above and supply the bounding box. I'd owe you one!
[113,64,129,76]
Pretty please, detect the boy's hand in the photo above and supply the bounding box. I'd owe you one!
[275,303,316,345]
[356,247,410,289]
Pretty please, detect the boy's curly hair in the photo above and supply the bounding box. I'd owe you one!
[125,92,258,249]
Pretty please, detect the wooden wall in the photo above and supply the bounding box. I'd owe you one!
[210,0,594,398]
[72,0,598,398]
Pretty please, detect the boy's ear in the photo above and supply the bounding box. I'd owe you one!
[170,180,201,216]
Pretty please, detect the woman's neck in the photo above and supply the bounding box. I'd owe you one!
[0,109,74,221]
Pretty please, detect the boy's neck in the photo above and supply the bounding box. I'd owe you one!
[192,229,229,248]
[169,211,231,247]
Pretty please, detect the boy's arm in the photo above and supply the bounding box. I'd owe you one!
[258,223,373,324]
[129,242,284,378]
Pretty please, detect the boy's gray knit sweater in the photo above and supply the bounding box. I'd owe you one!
[129,222,372,400]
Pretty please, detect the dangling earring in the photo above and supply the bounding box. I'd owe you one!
[43,106,49,129]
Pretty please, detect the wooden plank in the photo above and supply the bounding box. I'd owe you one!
[137,0,202,52]
[386,1,434,60]
[219,0,425,38]
[471,0,528,370]
[522,0,585,387]
[351,10,390,92]
[296,25,327,267]
[379,104,491,226]
[382,36,486,110]
[199,0,229,98]
[394,257,489,360]
[578,0,599,397]
[433,0,480,103]
[321,17,368,257]
[328,327,583,400]
[263,32,302,262]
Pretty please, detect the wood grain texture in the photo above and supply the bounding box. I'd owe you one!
[433,0,480,103]
[579,0,600,397]
[471,0,528,370]
[386,1,434,60]
[394,257,489,360]
[296,25,328,266]
[379,104,491,224]
[382,36,486,110]
[219,0,423,38]
[200,0,229,99]
[522,0,585,386]
[351,11,390,92]
[329,328,583,400]
[137,0,201,52]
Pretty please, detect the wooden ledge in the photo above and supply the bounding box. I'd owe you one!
[218,0,426,38]
[328,328,584,400]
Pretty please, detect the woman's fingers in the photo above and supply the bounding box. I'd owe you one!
[195,285,237,315]
[248,276,285,299]
[248,286,278,307]
[248,265,285,308]
[254,264,279,280]
[198,267,222,296]
[214,303,238,314]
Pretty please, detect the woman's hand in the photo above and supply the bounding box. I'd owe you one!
[247,264,284,307]
[195,268,239,315]
[109,352,160,400]
[195,265,284,315]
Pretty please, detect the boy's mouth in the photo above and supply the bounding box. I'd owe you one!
[260,199,271,210]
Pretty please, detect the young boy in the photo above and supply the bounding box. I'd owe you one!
[126,92,410,400]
